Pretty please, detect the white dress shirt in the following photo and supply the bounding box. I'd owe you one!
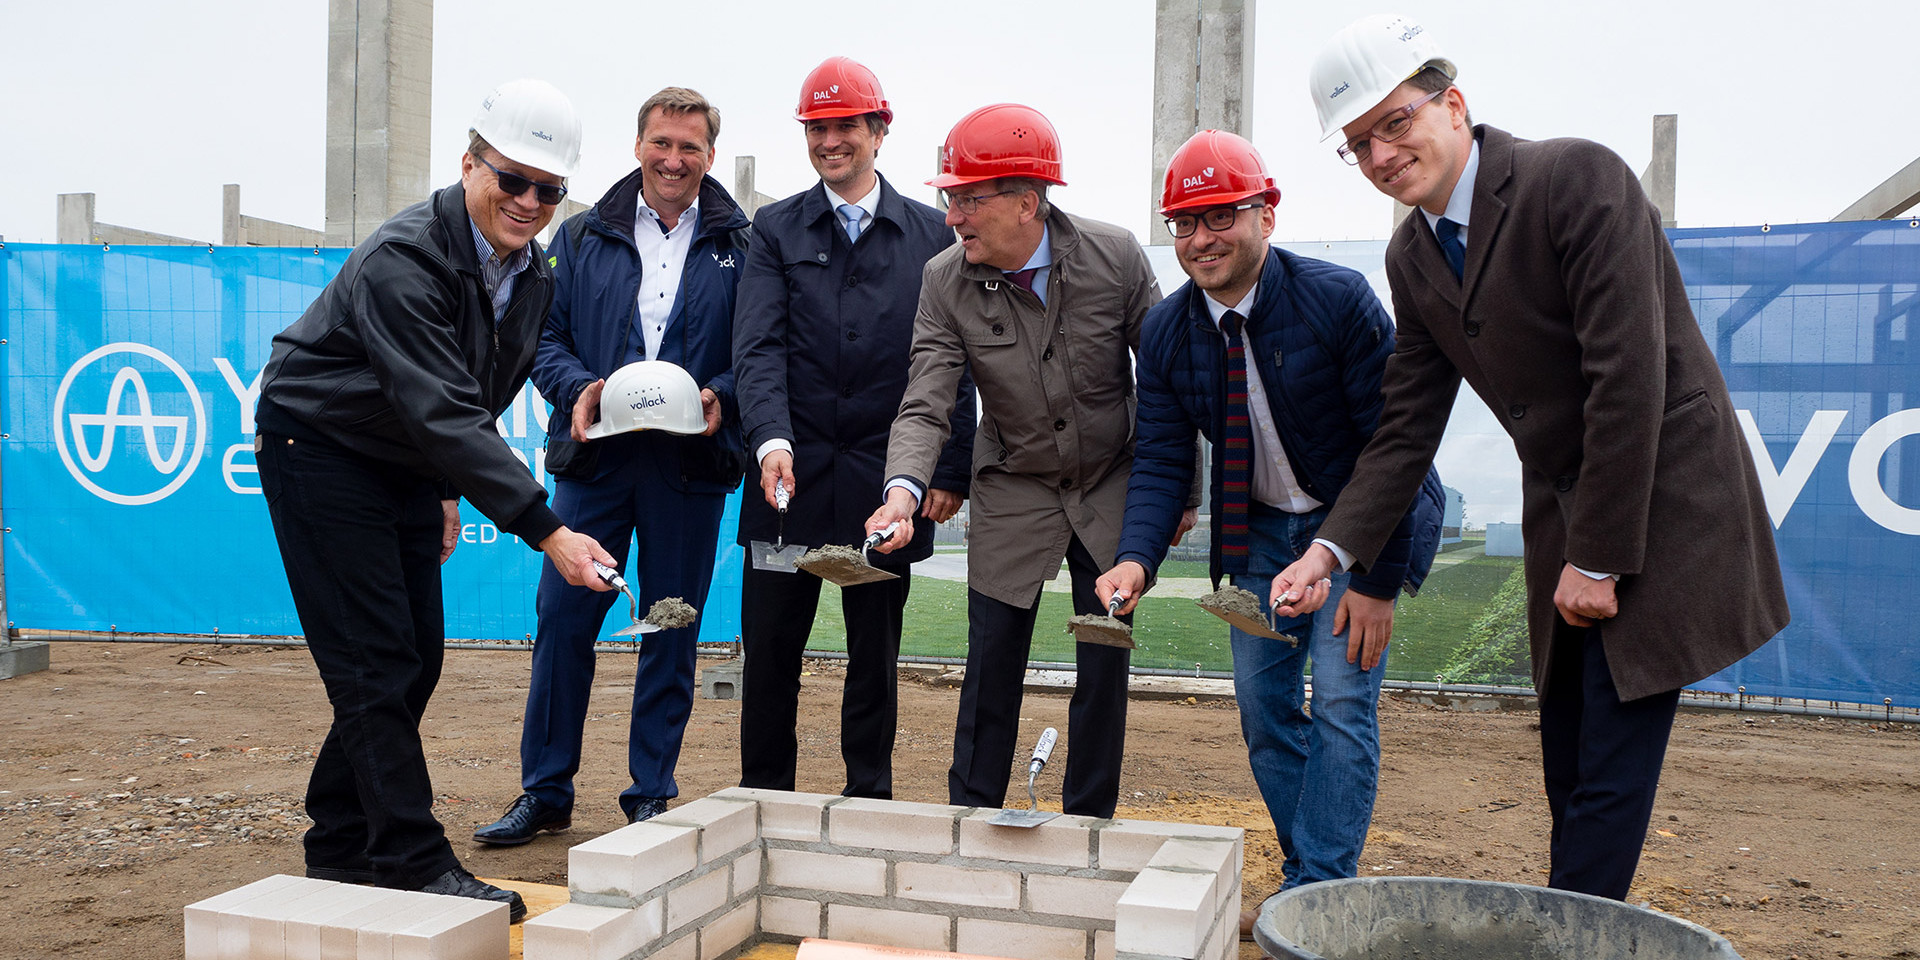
[634,195,700,362]
[1205,283,1322,513]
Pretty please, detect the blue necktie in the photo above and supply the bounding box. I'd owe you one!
[1435,217,1466,279]
[838,204,863,243]
[1219,310,1251,573]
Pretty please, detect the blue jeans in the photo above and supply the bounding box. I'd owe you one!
[1229,503,1388,889]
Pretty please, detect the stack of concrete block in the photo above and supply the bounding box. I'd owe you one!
[183,874,509,960]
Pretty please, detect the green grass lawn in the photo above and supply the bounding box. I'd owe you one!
[802,548,1522,680]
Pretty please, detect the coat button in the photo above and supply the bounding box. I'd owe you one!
[991,323,1005,336]
[846,275,860,288]
[1042,347,1053,361]
[843,387,855,399]
[816,252,829,263]
[1555,475,1575,491]
[1464,320,1481,337]
[846,330,859,341]
[838,442,850,453]
[1509,403,1527,419]
[1059,478,1075,490]
[1053,418,1066,431]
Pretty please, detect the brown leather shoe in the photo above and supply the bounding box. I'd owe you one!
[1239,908,1257,941]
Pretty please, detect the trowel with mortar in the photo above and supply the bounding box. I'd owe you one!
[1066,593,1136,649]
[795,522,902,586]
[748,481,806,573]
[592,561,661,637]
[1194,585,1301,645]
[986,727,1061,828]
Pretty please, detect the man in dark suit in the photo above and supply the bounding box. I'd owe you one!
[731,57,974,798]
[1277,14,1789,900]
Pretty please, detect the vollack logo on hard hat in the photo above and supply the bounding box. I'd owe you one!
[1330,82,1350,99]
[630,389,669,412]
[54,342,208,506]
[532,129,553,142]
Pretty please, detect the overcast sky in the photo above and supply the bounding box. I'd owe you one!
[5,0,1917,247]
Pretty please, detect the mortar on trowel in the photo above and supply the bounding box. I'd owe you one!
[1195,585,1299,645]
[592,561,699,637]
[795,522,901,586]
[1066,593,1136,649]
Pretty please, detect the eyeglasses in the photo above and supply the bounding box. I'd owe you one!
[477,154,568,205]
[1335,88,1448,166]
[1164,202,1261,239]
[943,189,1017,215]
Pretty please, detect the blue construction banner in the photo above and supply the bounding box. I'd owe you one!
[0,243,743,646]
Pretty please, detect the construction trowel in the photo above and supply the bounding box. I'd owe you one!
[795,522,902,587]
[987,727,1061,828]
[1067,593,1136,649]
[749,481,807,573]
[593,561,661,638]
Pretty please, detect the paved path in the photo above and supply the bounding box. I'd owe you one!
[913,550,1214,598]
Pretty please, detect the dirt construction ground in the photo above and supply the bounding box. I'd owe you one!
[2,641,1916,960]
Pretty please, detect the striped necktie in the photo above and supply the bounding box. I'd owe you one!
[1219,309,1251,573]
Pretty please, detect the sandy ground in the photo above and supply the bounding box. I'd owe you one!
[1,641,1916,959]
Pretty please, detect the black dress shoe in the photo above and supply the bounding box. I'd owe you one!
[472,794,572,846]
[306,863,376,885]
[417,865,526,924]
[626,797,669,824]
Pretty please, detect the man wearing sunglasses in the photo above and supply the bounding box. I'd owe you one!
[864,103,1168,819]
[731,58,975,800]
[474,87,752,844]
[1272,15,1788,899]
[254,80,614,922]
[1096,129,1443,910]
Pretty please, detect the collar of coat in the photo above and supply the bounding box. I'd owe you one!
[1394,124,1515,306]
[800,172,912,233]
[955,205,1082,285]
[434,179,551,285]
[580,166,750,248]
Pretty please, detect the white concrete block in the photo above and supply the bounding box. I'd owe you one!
[956,918,1087,960]
[759,895,824,940]
[894,862,1020,910]
[569,821,699,900]
[320,893,432,960]
[666,866,730,930]
[1114,868,1214,959]
[714,787,837,842]
[651,930,699,960]
[522,903,650,960]
[825,904,952,951]
[731,850,762,897]
[698,900,757,960]
[1027,873,1131,921]
[388,897,506,960]
[1096,820,1240,873]
[652,796,759,862]
[282,885,395,960]
[1095,929,1115,960]
[958,811,1093,868]
[216,877,338,960]
[1147,838,1238,916]
[184,874,320,960]
[827,798,959,855]
[766,848,886,896]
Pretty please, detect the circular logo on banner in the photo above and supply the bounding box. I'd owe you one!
[53,342,208,505]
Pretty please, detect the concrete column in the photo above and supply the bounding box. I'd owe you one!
[57,193,97,244]
[1148,0,1255,243]
[223,184,243,246]
[732,156,779,220]
[325,0,434,246]
[1639,114,1677,229]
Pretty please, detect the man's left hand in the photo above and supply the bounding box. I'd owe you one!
[923,489,963,523]
[1171,507,1198,546]
[1334,588,1395,671]
[1554,563,1619,627]
[700,388,722,436]
[440,500,461,565]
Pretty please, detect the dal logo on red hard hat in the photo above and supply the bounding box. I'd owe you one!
[53,342,208,505]
[1160,130,1277,214]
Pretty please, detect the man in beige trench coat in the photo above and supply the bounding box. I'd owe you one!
[866,104,1174,818]
[1273,15,1790,899]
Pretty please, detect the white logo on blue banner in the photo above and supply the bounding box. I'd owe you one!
[53,342,207,505]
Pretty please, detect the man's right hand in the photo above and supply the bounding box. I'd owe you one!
[1095,560,1149,616]
[539,526,618,590]
[863,487,918,554]
[570,379,606,443]
[760,449,797,509]
[1271,543,1339,618]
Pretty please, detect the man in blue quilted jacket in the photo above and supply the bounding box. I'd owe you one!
[1096,131,1441,903]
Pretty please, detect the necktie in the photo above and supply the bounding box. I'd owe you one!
[1435,217,1466,279]
[838,204,863,243]
[1005,267,1040,295]
[1219,310,1251,573]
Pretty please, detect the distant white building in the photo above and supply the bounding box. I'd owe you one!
[1485,522,1524,557]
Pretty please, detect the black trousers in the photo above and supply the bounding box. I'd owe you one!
[738,563,911,798]
[258,433,458,888]
[950,535,1131,818]
[1539,622,1681,900]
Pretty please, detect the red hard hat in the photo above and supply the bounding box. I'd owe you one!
[927,103,1067,189]
[1160,129,1279,215]
[795,56,893,125]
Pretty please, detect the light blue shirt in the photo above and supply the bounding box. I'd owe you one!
[469,221,532,321]
[1003,224,1054,307]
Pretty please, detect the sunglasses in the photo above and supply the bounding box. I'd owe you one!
[476,154,568,205]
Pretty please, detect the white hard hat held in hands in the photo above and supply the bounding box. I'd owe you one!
[584,361,706,439]
[471,79,583,178]
[1308,14,1456,141]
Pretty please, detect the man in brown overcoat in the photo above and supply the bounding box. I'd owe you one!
[1275,15,1790,899]
[864,104,1170,818]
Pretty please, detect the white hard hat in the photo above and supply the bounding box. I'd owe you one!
[583,361,706,439]
[1308,14,1456,142]
[470,79,583,178]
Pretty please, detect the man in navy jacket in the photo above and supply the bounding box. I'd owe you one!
[1098,131,1441,897]
[475,87,750,843]
[732,58,975,798]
